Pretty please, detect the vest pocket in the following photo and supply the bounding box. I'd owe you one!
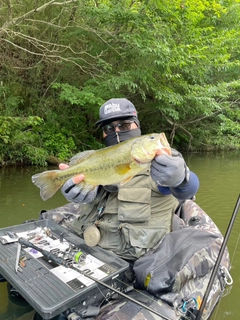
[118,223,167,260]
[117,187,151,222]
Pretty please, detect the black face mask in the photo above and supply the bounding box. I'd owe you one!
[103,128,142,146]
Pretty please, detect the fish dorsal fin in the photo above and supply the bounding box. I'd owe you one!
[69,150,96,165]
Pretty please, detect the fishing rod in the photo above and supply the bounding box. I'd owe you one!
[18,237,173,320]
[195,194,240,320]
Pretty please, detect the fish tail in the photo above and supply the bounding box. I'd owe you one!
[32,170,62,201]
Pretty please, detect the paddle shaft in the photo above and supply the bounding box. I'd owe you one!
[195,194,240,320]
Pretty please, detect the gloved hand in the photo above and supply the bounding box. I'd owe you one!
[150,149,190,188]
[59,164,98,204]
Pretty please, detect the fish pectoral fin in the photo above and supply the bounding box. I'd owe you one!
[114,163,134,185]
[114,163,131,175]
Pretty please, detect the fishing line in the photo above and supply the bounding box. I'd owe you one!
[212,228,240,320]
[209,198,240,320]
[230,231,240,266]
[195,194,240,320]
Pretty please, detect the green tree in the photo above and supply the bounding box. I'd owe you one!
[0,0,240,165]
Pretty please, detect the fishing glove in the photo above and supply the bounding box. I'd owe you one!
[61,178,98,204]
[151,149,190,188]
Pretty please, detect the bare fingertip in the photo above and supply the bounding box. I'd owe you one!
[59,163,69,170]
[73,174,84,184]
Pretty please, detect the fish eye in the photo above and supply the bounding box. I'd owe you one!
[149,136,155,140]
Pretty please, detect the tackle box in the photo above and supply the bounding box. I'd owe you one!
[0,219,129,319]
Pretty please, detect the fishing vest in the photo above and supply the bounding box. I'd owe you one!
[71,168,179,260]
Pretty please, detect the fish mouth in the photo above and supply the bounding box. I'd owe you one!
[155,136,171,156]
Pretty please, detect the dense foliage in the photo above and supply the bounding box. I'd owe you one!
[0,0,240,166]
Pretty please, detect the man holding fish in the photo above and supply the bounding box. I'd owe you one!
[35,98,199,261]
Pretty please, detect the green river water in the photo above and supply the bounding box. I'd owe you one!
[0,151,239,320]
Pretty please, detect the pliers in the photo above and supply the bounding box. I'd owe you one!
[15,242,22,273]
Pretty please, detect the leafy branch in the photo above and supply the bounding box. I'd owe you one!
[1,0,106,73]
[2,0,76,29]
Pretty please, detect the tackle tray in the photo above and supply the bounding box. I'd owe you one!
[0,219,129,319]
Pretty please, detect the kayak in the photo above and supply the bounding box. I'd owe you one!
[93,199,232,320]
[0,199,232,320]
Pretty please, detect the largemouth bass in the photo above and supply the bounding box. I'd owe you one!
[32,133,171,201]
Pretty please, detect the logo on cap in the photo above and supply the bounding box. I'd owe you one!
[104,103,121,115]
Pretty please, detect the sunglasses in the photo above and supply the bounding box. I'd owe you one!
[102,120,134,134]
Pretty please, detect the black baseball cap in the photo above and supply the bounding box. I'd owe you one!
[95,98,138,127]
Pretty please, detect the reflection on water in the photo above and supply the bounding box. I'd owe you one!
[0,166,67,228]
[0,152,239,320]
[184,152,240,320]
